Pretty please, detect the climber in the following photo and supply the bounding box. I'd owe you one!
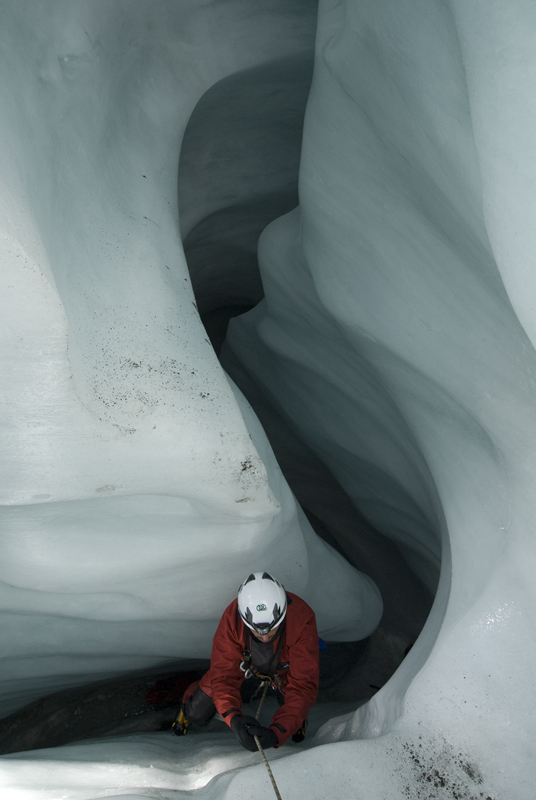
[173,571,319,751]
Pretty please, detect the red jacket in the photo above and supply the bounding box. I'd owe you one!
[199,592,319,746]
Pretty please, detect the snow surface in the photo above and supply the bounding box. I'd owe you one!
[0,699,360,800]
[2,0,536,799]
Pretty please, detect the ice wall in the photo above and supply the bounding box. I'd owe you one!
[223,0,536,797]
[0,0,381,719]
[178,52,313,325]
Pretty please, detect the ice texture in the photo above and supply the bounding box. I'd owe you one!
[2,0,536,799]
[226,0,536,797]
[0,0,381,720]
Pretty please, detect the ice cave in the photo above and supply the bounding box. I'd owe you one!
[1,0,535,798]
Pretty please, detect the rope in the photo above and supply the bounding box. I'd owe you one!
[254,680,269,722]
[253,681,283,800]
[254,735,283,800]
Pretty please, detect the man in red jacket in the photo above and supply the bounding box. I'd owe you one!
[174,572,319,751]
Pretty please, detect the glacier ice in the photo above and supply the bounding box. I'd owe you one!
[226,0,536,797]
[2,0,536,799]
[178,52,314,317]
[0,0,380,719]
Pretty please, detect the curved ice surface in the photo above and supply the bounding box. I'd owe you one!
[226,1,536,797]
[0,0,381,719]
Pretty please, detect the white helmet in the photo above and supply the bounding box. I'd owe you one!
[237,572,287,634]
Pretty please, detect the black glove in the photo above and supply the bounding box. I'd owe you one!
[230,714,261,752]
[245,722,278,750]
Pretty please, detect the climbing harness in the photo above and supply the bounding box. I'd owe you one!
[240,626,286,684]
[252,681,283,800]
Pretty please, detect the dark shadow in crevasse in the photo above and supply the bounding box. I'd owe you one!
[180,39,434,718]
[178,53,315,354]
[0,643,368,755]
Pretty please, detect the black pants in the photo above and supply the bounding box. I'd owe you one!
[183,676,284,728]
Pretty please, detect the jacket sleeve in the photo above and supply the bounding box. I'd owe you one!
[203,602,245,725]
[270,608,319,746]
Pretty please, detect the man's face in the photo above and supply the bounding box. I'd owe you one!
[253,624,280,643]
